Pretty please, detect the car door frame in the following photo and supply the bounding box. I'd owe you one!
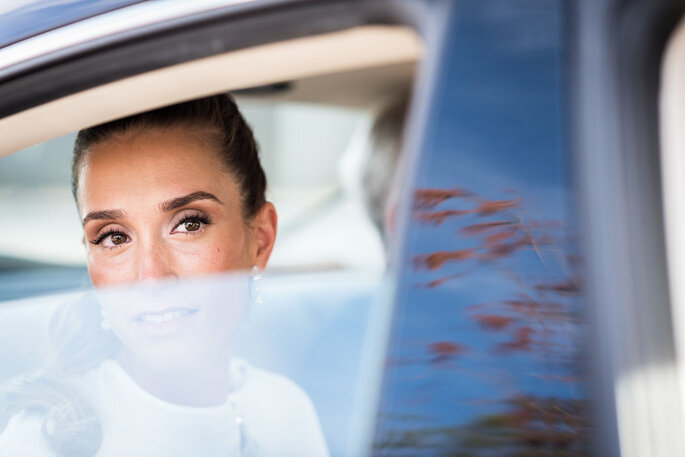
[573,0,685,455]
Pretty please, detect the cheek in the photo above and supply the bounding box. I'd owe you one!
[87,255,133,286]
[178,246,242,275]
[175,233,252,275]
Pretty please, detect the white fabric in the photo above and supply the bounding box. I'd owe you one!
[0,359,329,457]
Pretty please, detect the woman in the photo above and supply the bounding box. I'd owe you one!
[0,95,329,457]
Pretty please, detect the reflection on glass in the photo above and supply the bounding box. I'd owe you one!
[376,186,586,456]
[0,274,333,456]
[373,0,589,455]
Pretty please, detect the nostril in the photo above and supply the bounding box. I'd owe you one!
[139,271,178,283]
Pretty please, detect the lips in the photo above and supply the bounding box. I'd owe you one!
[135,308,198,324]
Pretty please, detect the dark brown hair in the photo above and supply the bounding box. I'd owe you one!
[72,93,267,220]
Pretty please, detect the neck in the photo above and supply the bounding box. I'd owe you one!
[115,349,232,407]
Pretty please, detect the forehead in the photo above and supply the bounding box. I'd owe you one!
[77,126,234,211]
[87,125,222,167]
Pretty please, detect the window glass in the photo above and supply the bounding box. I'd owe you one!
[374,0,588,455]
[0,62,413,455]
[0,270,389,456]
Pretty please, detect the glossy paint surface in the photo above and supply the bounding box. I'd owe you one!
[0,0,144,49]
[374,0,587,455]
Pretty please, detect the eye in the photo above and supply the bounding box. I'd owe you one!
[182,220,201,232]
[172,213,212,234]
[91,230,130,248]
[109,233,128,245]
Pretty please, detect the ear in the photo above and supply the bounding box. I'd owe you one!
[251,202,278,269]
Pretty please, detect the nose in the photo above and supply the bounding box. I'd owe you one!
[136,237,178,282]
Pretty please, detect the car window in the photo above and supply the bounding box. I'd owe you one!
[0,63,415,457]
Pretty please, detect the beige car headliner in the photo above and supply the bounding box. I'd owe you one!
[0,25,421,158]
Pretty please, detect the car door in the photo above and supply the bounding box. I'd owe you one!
[370,0,685,456]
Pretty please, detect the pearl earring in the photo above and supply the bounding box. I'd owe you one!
[250,265,263,306]
[100,309,111,331]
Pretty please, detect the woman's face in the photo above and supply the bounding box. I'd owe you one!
[76,126,276,372]
[78,126,271,284]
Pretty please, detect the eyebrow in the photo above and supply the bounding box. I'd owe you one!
[159,191,223,212]
[82,192,222,225]
[83,209,126,225]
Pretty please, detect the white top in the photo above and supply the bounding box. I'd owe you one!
[0,359,329,457]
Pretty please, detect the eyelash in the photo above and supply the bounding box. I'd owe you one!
[89,212,213,248]
[91,229,127,246]
[173,213,213,233]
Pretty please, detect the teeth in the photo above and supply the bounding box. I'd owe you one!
[139,309,193,324]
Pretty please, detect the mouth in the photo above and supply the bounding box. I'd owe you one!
[135,308,198,325]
